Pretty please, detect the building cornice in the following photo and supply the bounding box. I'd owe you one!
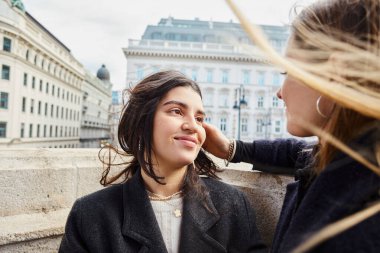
[124,49,269,64]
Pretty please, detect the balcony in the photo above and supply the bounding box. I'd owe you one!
[0,149,292,251]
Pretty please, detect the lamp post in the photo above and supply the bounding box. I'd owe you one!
[233,84,247,140]
[263,108,272,139]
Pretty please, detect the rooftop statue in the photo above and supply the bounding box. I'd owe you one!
[11,0,25,12]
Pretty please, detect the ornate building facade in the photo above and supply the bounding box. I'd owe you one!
[0,0,112,148]
[123,17,291,141]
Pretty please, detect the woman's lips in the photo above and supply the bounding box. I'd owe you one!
[174,136,197,148]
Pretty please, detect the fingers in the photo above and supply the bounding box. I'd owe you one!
[202,122,231,159]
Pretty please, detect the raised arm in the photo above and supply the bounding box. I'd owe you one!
[203,122,311,175]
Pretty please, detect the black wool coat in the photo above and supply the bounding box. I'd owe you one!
[59,171,267,253]
[233,135,380,253]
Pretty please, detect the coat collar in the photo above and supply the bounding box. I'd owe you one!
[121,171,225,252]
[121,171,167,252]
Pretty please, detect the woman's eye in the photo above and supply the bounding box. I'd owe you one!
[195,116,204,123]
[170,109,182,115]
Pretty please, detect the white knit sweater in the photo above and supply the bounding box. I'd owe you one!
[150,196,183,253]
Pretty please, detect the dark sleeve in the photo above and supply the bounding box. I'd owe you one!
[231,138,310,175]
[238,191,268,253]
[59,199,89,253]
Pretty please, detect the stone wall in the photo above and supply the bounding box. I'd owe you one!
[0,149,292,252]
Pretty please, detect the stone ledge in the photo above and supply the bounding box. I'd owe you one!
[0,148,292,250]
[0,208,69,246]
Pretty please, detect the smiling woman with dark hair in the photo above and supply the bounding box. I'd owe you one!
[59,70,267,253]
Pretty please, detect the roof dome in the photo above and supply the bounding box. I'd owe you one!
[96,64,110,81]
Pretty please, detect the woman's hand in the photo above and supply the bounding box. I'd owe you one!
[202,122,231,159]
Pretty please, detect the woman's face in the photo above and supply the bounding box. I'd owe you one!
[277,38,332,137]
[151,86,206,170]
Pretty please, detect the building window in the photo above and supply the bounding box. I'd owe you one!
[43,125,47,137]
[30,99,34,113]
[272,72,280,86]
[38,101,41,114]
[256,119,263,133]
[180,67,187,76]
[32,76,35,89]
[20,123,25,138]
[46,82,49,94]
[55,126,58,137]
[49,125,52,137]
[219,92,229,108]
[37,124,40,137]
[57,87,60,97]
[204,92,214,107]
[205,117,212,123]
[45,102,48,116]
[191,69,198,81]
[3,37,11,52]
[257,71,265,86]
[221,70,229,83]
[0,122,6,138]
[220,118,227,132]
[137,67,144,80]
[258,96,264,108]
[272,96,279,108]
[207,69,213,83]
[275,120,281,133]
[23,73,28,86]
[0,92,9,109]
[56,106,59,118]
[22,97,26,112]
[241,117,248,133]
[52,85,55,96]
[243,70,250,85]
[51,104,54,117]
[1,65,10,80]
[26,50,29,60]
[29,123,33,137]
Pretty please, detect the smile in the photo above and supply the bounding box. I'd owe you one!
[174,136,198,148]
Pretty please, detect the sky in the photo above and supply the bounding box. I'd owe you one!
[22,0,314,90]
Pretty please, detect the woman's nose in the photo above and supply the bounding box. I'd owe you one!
[276,88,283,99]
[182,118,197,132]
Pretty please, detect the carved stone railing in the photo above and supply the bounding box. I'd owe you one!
[0,149,292,252]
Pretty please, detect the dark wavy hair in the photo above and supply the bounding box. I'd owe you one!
[100,70,221,198]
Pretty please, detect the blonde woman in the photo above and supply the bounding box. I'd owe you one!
[204,0,380,252]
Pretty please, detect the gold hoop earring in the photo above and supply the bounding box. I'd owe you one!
[316,96,328,118]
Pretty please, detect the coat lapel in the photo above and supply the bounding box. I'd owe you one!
[179,182,227,253]
[121,172,168,253]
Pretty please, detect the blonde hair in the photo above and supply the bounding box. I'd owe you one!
[226,0,380,251]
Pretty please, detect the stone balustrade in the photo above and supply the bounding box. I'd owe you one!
[0,149,292,252]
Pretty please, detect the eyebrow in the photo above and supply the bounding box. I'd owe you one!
[162,100,206,116]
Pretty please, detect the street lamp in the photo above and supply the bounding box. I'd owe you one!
[233,84,248,140]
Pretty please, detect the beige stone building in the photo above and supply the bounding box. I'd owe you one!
[123,17,291,141]
[80,66,112,148]
[0,0,85,148]
[0,0,114,148]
